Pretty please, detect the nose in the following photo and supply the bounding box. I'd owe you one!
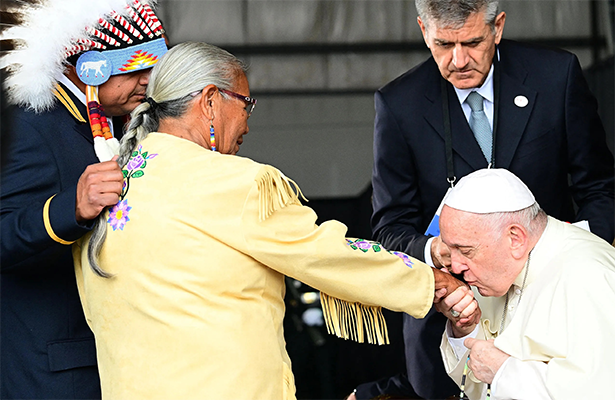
[449,252,468,275]
[452,44,469,69]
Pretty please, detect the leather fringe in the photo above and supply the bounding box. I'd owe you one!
[320,292,390,345]
[256,165,306,221]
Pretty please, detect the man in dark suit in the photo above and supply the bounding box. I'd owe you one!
[0,1,167,398]
[351,0,615,399]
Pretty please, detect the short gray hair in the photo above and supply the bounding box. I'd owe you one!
[473,202,547,241]
[416,0,499,30]
[87,42,247,277]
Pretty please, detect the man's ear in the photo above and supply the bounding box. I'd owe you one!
[494,11,506,44]
[508,224,529,260]
[417,17,429,47]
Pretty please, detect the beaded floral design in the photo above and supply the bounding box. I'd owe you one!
[107,199,132,231]
[391,251,414,268]
[120,144,157,198]
[345,238,414,268]
[346,239,382,252]
[123,145,157,180]
[106,145,157,231]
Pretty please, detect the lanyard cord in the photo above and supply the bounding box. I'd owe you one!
[440,50,501,185]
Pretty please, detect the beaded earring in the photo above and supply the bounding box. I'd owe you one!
[210,123,217,152]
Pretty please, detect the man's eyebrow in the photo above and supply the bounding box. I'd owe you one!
[434,36,485,45]
[461,36,485,44]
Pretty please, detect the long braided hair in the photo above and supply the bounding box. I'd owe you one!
[87,41,247,277]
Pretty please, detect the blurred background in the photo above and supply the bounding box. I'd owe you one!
[157,1,614,398]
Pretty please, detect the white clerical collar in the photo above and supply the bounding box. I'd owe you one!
[453,49,500,105]
[56,73,87,106]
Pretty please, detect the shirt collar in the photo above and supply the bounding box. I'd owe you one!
[57,73,87,106]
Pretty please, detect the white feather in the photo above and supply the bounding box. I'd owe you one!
[1,0,158,112]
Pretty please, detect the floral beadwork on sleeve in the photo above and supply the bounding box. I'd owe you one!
[345,238,414,268]
[106,144,158,231]
[345,238,382,253]
[390,251,414,268]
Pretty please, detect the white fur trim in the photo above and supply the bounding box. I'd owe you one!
[107,137,121,155]
[94,136,118,162]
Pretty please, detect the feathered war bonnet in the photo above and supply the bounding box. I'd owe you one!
[0,0,167,161]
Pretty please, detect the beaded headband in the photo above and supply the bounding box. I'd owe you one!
[76,37,167,85]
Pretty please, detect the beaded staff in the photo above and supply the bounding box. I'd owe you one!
[85,86,120,161]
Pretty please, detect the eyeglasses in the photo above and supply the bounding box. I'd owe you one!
[219,88,257,118]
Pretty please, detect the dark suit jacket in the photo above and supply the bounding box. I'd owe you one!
[0,69,12,172]
[364,39,615,399]
[1,85,102,399]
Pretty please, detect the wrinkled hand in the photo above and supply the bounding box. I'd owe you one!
[464,338,510,384]
[432,268,466,303]
[76,157,124,222]
[431,235,451,269]
[435,285,481,337]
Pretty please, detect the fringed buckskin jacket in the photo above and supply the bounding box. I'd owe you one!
[74,132,435,400]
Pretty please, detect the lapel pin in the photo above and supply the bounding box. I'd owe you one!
[514,95,529,108]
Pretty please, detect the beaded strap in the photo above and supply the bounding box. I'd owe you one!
[86,85,120,161]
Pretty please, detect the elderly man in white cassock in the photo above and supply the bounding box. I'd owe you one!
[434,168,615,400]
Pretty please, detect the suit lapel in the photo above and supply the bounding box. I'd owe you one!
[423,74,490,171]
[73,119,94,144]
[494,44,537,169]
[55,82,94,144]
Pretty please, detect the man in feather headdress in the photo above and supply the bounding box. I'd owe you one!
[0,1,167,397]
